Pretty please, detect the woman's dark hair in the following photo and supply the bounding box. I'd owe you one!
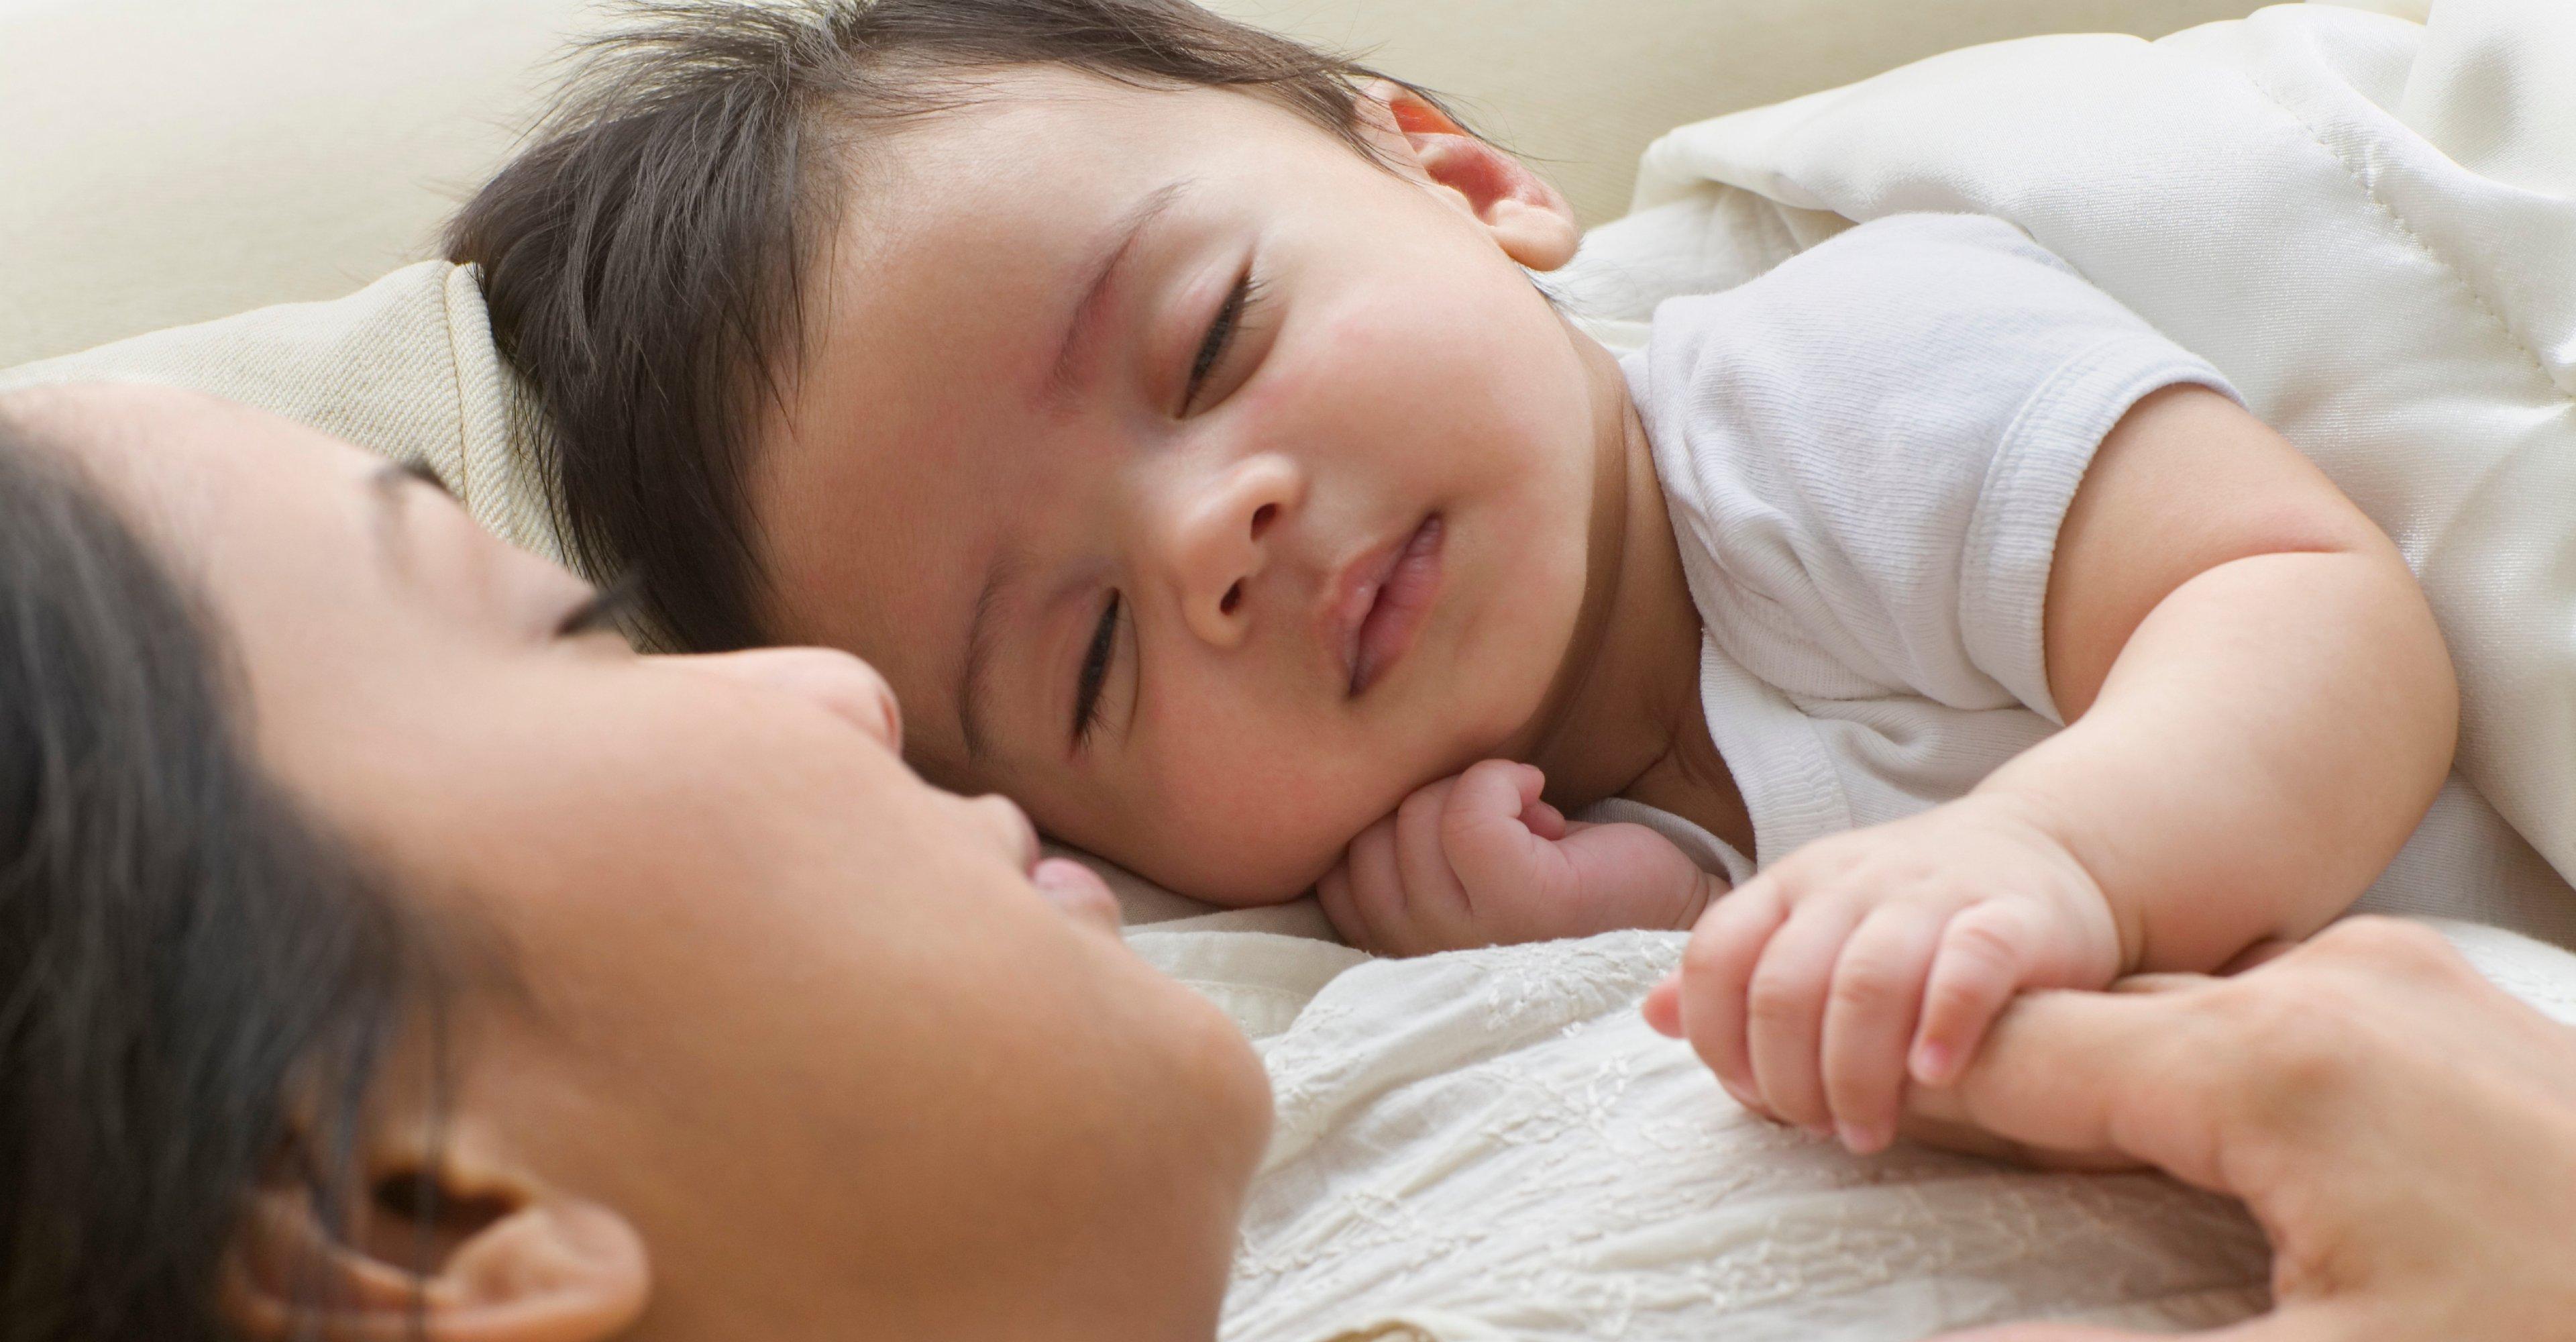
[447,0,1461,652]
[0,410,421,1341]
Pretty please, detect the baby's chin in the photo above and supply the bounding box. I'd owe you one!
[1157,851,1339,911]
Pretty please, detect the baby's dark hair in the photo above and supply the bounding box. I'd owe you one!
[447,0,1463,653]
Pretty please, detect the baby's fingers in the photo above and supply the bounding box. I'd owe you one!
[1322,821,1408,954]
[1440,760,1556,897]
[1673,878,1788,1108]
[1820,906,1942,1155]
[1746,898,1868,1133]
[1912,901,2039,1086]
[1642,976,1683,1037]
[1391,779,1472,937]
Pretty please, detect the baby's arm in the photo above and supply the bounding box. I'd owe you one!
[1990,384,2454,970]
[1654,385,2456,1151]
[1316,760,1721,956]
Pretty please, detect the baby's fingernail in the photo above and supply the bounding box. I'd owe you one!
[1911,1042,1952,1084]
[1837,1121,1886,1154]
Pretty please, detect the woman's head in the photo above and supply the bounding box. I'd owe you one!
[453,0,1621,904]
[0,384,1269,1341]
[0,400,418,1342]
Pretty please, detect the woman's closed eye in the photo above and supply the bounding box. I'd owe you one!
[1180,269,1265,415]
[1071,590,1122,748]
[555,576,641,641]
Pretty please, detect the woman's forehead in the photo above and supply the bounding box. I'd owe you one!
[5,385,360,544]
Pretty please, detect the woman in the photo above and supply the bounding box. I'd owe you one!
[3,380,2571,1341]
[1,382,1267,1341]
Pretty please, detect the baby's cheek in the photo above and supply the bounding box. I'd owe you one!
[1173,784,1366,907]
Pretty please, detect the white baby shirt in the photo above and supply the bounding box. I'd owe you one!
[1613,213,2576,947]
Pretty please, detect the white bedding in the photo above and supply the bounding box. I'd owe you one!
[1148,916,2576,1341]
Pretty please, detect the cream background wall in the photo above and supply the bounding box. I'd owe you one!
[1193,1,2268,229]
[1,0,2265,368]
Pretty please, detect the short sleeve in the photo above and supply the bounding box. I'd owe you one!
[1627,212,2237,723]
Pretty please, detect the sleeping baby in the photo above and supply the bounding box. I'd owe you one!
[450,0,2467,1154]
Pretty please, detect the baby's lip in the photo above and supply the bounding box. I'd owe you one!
[1313,514,1440,694]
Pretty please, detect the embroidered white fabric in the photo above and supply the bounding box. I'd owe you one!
[1120,919,2576,1342]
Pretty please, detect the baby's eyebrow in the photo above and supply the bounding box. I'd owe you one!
[1042,178,1193,407]
[955,545,1024,763]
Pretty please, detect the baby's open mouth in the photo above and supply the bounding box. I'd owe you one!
[1339,514,1445,697]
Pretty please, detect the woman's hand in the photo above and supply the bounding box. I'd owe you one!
[1317,760,1717,957]
[1908,917,2576,1341]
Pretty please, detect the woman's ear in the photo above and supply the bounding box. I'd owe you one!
[221,1153,649,1342]
[1354,77,1580,271]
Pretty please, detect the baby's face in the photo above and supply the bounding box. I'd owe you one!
[750,68,1627,903]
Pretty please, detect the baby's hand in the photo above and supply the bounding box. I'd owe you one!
[1316,759,1717,957]
[1642,797,2122,1155]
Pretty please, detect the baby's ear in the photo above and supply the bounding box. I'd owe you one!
[1354,78,1579,271]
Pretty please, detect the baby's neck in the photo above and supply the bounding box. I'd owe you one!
[1515,323,1753,858]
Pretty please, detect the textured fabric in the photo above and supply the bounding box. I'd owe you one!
[0,261,566,568]
[1556,0,2576,920]
[1615,209,2576,949]
[1630,213,2229,860]
[1125,915,2576,1341]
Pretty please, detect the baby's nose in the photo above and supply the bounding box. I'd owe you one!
[1165,454,1302,648]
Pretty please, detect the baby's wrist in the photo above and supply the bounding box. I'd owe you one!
[1673,870,1723,931]
[1956,788,2141,972]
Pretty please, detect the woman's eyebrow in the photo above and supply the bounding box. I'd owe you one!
[1042,178,1193,407]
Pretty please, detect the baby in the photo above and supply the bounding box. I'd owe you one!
[450,0,2458,1153]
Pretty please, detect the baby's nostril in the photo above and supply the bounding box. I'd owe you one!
[1250,503,1277,538]
[1221,582,1244,616]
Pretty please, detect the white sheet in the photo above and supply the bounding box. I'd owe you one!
[1144,915,2576,1341]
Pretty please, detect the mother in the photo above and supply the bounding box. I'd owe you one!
[5,382,2572,1341]
[0,383,1265,1341]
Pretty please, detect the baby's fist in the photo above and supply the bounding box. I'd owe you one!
[1317,760,1717,956]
